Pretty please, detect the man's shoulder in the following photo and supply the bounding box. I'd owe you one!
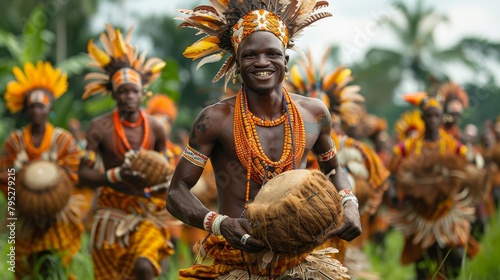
[290,93,324,107]
[289,92,328,117]
[88,112,113,126]
[201,97,236,117]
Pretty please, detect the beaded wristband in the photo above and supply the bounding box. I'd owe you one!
[203,211,218,232]
[106,167,122,184]
[316,146,337,162]
[211,214,228,236]
[338,189,359,208]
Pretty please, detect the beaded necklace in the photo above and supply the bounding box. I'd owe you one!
[250,111,287,127]
[112,109,151,157]
[234,85,306,208]
[122,114,144,127]
[22,123,54,159]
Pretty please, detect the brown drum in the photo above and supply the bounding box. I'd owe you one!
[17,160,73,220]
[245,169,344,255]
[125,150,174,188]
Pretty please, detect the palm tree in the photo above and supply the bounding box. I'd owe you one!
[353,0,477,121]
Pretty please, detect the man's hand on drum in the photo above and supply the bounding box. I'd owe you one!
[220,218,266,252]
[120,166,145,189]
[327,201,362,241]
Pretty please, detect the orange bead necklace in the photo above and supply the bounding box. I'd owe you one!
[112,109,151,157]
[250,111,287,127]
[234,85,306,207]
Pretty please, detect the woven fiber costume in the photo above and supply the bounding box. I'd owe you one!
[177,0,353,279]
[388,92,480,273]
[1,61,88,279]
[83,24,174,279]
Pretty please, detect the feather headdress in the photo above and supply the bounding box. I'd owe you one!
[403,91,442,111]
[437,81,469,113]
[83,23,166,99]
[286,47,365,127]
[4,61,68,114]
[177,0,332,88]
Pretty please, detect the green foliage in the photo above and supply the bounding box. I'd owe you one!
[68,235,94,279]
[459,209,500,279]
[364,229,416,280]
[147,58,182,102]
[20,7,55,64]
[56,53,91,76]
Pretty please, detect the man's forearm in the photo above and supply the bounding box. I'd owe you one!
[329,164,352,192]
[166,186,210,230]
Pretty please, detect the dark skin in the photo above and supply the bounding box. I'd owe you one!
[79,83,167,196]
[422,106,442,141]
[443,100,463,131]
[167,31,361,253]
[25,92,51,145]
[78,83,166,280]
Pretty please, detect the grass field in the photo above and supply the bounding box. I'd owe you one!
[1,192,499,279]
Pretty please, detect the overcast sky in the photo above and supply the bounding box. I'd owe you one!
[92,0,500,83]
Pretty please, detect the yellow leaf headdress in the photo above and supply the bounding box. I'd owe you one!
[286,47,365,127]
[394,110,424,141]
[83,23,166,99]
[177,0,332,88]
[4,61,68,114]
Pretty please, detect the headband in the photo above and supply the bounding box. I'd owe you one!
[231,10,289,52]
[111,68,143,92]
[27,90,52,108]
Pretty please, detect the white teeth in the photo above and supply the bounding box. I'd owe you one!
[255,71,271,76]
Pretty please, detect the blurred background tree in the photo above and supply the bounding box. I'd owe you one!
[349,0,500,133]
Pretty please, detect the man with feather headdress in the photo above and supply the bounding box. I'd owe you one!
[167,0,361,279]
[78,24,174,280]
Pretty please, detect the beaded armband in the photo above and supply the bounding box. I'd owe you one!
[106,167,122,184]
[315,146,337,162]
[182,144,209,168]
[338,189,359,208]
[81,150,97,167]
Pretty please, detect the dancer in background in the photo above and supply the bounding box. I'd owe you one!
[78,24,174,280]
[1,61,88,279]
[389,92,480,279]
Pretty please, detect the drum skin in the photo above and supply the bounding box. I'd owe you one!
[17,160,73,220]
